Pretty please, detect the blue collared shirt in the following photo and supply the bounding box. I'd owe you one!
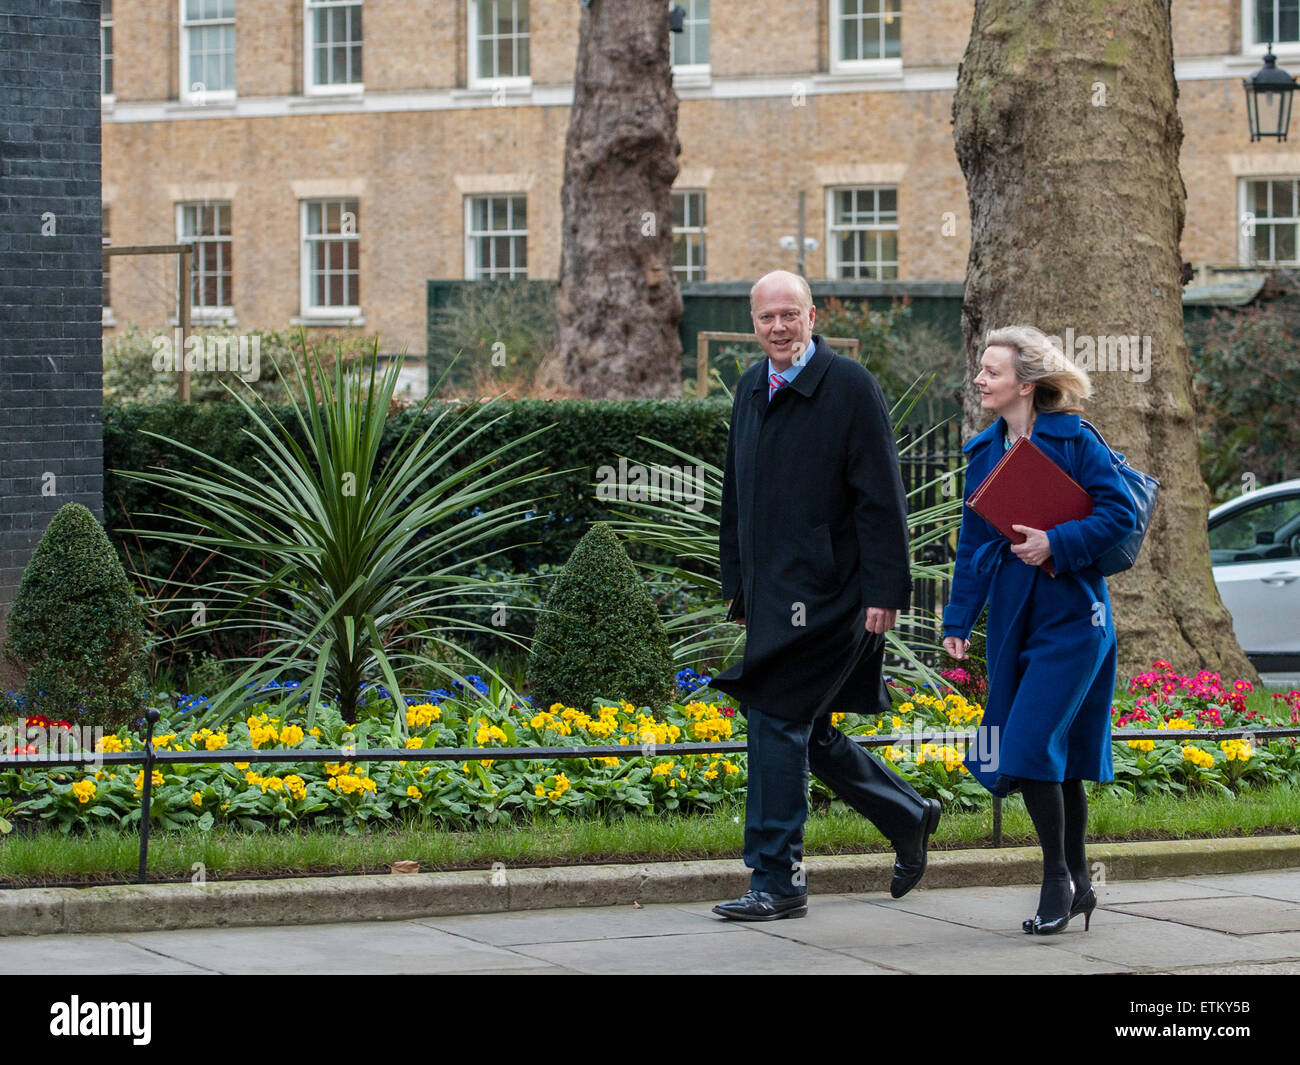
[767,338,816,399]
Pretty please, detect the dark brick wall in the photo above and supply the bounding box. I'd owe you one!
[0,0,103,626]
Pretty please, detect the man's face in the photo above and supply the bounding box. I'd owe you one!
[751,281,815,371]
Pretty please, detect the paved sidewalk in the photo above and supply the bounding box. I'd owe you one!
[4,868,1298,975]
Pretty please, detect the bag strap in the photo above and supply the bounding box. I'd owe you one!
[1079,418,1127,466]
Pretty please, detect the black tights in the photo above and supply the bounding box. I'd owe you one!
[1020,778,1090,916]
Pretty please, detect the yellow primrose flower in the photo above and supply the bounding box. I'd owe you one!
[406,703,442,728]
[71,780,96,804]
[1128,739,1155,752]
[190,791,203,806]
[133,770,165,791]
[279,725,304,747]
[407,785,422,799]
[283,775,307,801]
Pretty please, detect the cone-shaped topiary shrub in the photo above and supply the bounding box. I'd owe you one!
[527,521,674,714]
[5,502,150,727]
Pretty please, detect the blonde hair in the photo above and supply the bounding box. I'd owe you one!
[983,325,1092,413]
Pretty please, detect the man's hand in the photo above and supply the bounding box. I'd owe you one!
[1010,524,1052,568]
[865,607,898,634]
[727,600,744,627]
[942,636,970,660]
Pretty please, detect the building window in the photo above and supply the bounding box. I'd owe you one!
[831,0,901,71]
[306,0,363,93]
[181,0,236,102]
[1246,1,1300,52]
[1243,178,1300,264]
[178,202,234,316]
[468,0,530,88]
[671,0,710,73]
[827,187,898,279]
[102,0,114,98]
[102,205,112,317]
[465,196,527,279]
[672,190,707,280]
[302,200,360,313]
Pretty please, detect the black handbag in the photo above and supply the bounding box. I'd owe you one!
[1079,419,1160,576]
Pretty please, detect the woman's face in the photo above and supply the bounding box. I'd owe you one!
[974,344,1031,414]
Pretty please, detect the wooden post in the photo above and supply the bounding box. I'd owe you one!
[101,244,196,403]
[178,245,193,403]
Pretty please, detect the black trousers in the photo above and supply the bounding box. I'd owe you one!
[743,707,928,895]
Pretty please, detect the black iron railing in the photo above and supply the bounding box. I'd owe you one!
[4,707,1297,884]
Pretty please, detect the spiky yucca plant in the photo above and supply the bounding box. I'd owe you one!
[122,339,553,727]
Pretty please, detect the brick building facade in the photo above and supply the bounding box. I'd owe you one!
[100,1,1300,355]
[0,0,104,630]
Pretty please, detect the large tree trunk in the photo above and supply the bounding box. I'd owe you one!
[951,0,1257,681]
[542,0,683,399]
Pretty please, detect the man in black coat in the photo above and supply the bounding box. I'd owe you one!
[710,270,941,921]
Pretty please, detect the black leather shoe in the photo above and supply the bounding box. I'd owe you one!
[890,798,942,899]
[712,889,808,921]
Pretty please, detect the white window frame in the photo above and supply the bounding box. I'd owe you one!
[304,0,364,96]
[826,186,899,279]
[829,0,903,76]
[101,0,115,103]
[670,0,710,78]
[464,195,528,280]
[180,0,237,105]
[467,0,531,91]
[671,189,707,281]
[1239,177,1300,265]
[102,204,114,326]
[1242,1,1300,59]
[177,201,235,322]
[300,199,361,319]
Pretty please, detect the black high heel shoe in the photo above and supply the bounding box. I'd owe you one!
[1021,876,1074,935]
[1069,885,1097,931]
[1021,883,1097,934]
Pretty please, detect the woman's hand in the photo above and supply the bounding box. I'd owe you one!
[942,636,970,660]
[1010,524,1053,568]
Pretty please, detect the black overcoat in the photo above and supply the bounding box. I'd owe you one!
[711,336,912,723]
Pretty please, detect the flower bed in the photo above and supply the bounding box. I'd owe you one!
[2,663,1297,833]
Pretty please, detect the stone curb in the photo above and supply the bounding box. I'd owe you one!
[2,835,1297,937]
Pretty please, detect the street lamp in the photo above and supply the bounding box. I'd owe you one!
[1243,44,1297,142]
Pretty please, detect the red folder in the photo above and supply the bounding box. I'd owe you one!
[966,436,1093,577]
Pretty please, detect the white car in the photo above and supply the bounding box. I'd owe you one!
[1208,478,1300,684]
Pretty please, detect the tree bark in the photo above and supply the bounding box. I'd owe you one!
[951,0,1257,680]
[542,0,683,399]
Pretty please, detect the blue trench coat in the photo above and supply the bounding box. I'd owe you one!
[942,411,1138,795]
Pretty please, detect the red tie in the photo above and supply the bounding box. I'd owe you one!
[769,373,787,400]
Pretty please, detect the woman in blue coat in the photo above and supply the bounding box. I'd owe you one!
[942,326,1138,935]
